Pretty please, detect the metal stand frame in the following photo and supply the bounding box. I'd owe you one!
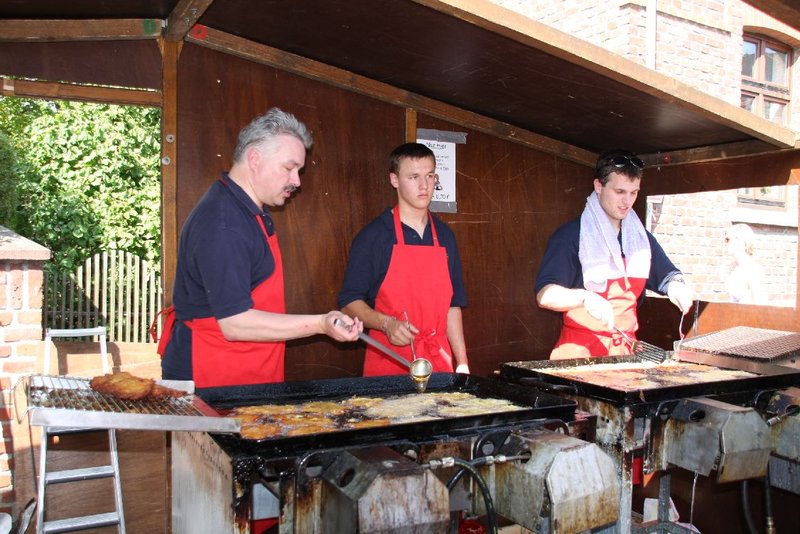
[36,327,126,534]
[631,471,697,534]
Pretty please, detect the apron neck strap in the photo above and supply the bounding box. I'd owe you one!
[392,205,440,246]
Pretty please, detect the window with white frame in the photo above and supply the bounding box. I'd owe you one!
[741,34,791,126]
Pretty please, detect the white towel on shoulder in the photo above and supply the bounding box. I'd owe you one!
[578,192,651,292]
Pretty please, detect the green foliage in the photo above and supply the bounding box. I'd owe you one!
[0,132,18,226]
[0,97,161,273]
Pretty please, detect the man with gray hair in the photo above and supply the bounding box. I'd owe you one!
[159,108,361,387]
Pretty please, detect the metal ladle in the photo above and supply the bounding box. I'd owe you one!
[334,318,432,393]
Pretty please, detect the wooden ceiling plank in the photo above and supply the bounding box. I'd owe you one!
[0,77,162,107]
[164,0,216,42]
[416,0,798,149]
[187,27,597,167]
[0,19,161,42]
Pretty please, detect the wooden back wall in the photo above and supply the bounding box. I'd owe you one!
[176,43,594,379]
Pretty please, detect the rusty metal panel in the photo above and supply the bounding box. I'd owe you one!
[172,431,243,534]
[665,397,771,482]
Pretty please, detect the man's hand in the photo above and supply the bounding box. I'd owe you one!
[455,363,470,374]
[383,316,416,346]
[582,291,615,330]
[667,281,694,315]
[324,312,363,341]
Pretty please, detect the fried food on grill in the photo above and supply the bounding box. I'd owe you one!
[89,372,188,401]
[227,391,529,440]
[300,401,348,415]
[90,372,154,400]
[341,396,382,409]
[345,418,392,429]
[285,421,339,436]
[150,383,189,399]
[270,412,331,426]
[234,404,298,416]
[239,422,283,440]
[539,361,756,391]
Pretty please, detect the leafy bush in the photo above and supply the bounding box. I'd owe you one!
[0,97,161,273]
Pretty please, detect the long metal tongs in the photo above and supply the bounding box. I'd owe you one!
[613,326,668,364]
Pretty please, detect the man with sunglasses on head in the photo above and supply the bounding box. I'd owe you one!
[535,149,694,359]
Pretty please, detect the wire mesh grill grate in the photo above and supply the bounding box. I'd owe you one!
[681,327,800,361]
[27,375,199,416]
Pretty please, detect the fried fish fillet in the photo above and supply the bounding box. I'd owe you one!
[90,372,154,400]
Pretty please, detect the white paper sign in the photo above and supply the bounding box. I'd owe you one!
[418,139,456,210]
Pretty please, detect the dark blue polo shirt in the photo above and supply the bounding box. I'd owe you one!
[337,208,467,309]
[162,173,277,380]
[534,218,680,305]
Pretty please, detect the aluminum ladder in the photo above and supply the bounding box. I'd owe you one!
[37,327,126,534]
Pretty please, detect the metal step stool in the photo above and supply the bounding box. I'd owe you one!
[37,327,126,534]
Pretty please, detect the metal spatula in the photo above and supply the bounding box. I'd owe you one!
[614,327,668,364]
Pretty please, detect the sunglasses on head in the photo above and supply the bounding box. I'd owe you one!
[610,155,644,169]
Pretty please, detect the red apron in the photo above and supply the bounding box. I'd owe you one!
[154,216,286,387]
[363,207,454,375]
[550,273,645,360]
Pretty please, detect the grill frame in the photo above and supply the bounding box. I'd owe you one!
[16,374,239,433]
[198,373,577,457]
[500,351,800,406]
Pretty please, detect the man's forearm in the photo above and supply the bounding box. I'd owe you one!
[218,308,326,341]
[342,299,390,331]
[536,284,591,312]
[446,307,468,366]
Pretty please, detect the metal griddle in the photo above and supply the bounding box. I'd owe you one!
[15,374,240,433]
[197,372,576,456]
[678,326,800,362]
[500,351,800,406]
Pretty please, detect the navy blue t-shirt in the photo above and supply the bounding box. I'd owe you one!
[162,174,277,380]
[337,208,467,309]
[534,218,680,304]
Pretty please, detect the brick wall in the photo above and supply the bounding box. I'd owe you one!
[647,187,798,306]
[0,225,50,520]
[493,0,800,120]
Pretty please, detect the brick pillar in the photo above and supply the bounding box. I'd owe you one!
[0,225,51,520]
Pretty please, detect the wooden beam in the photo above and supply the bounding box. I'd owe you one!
[405,109,418,142]
[164,0,215,42]
[160,40,181,307]
[416,0,798,150]
[186,27,596,167]
[0,77,161,107]
[639,139,794,168]
[0,19,161,42]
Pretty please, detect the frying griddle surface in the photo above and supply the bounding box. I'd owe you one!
[529,360,755,391]
[199,373,576,455]
[501,352,800,405]
[221,391,529,441]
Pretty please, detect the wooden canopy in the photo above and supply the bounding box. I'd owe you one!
[1,0,796,168]
[1,0,799,365]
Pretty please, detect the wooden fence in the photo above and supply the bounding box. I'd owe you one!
[44,250,162,343]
